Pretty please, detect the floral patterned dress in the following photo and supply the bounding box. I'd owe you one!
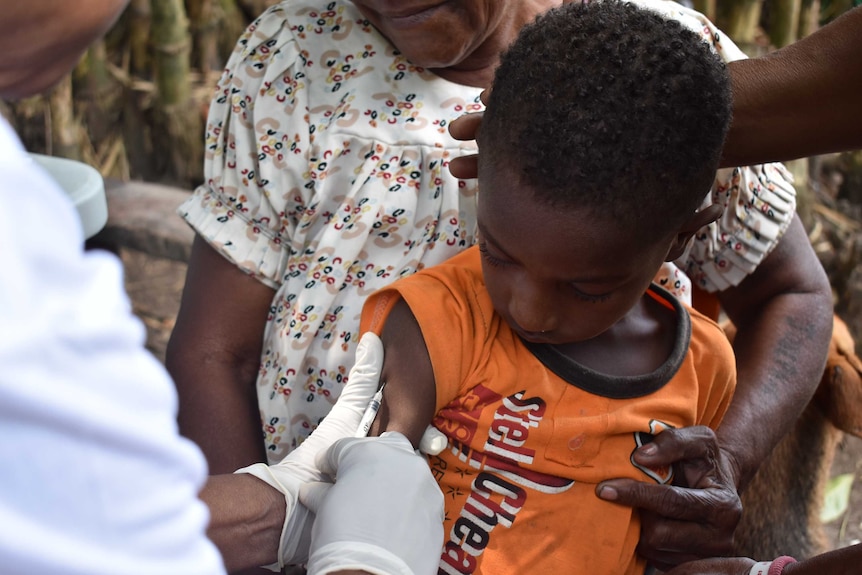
[180,0,795,462]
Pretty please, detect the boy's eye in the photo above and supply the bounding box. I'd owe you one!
[478,242,510,268]
[570,285,612,304]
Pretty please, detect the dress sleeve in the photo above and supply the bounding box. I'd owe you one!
[682,164,797,292]
[178,4,307,289]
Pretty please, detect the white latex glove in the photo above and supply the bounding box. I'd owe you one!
[235,332,385,570]
[300,432,445,575]
[418,424,448,456]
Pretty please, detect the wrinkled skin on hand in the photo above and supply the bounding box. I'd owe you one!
[595,426,742,571]
[663,557,757,575]
[447,89,487,179]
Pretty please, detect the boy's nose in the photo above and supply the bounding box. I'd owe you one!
[509,281,557,334]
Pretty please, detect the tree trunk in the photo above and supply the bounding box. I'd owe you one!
[128,0,152,77]
[692,0,717,21]
[217,0,248,64]
[767,0,802,48]
[718,0,767,56]
[150,0,202,185]
[77,41,121,145]
[187,0,220,78]
[798,0,821,39]
[47,76,81,161]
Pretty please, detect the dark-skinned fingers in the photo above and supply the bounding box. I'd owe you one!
[662,557,756,575]
[632,426,720,470]
[675,442,738,493]
[644,551,704,573]
[637,507,738,563]
[637,533,731,570]
[597,479,741,526]
[447,111,484,141]
[643,521,736,560]
[448,154,478,179]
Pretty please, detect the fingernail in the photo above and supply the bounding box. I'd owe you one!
[639,443,657,456]
[598,486,618,501]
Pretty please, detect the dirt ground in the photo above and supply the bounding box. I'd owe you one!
[119,247,862,556]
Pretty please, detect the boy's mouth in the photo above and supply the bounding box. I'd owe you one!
[516,329,553,344]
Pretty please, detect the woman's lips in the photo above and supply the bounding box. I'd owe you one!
[376,2,448,28]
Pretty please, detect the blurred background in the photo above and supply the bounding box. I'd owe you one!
[3,0,862,556]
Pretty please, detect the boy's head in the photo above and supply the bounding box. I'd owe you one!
[475,0,731,344]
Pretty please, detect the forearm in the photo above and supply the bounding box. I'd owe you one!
[202,474,285,573]
[783,544,862,575]
[167,234,275,474]
[721,6,862,166]
[717,290,831,491]
[169,354,267,473]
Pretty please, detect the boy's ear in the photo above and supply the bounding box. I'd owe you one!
[665,203,723,261]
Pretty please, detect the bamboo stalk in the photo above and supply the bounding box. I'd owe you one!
[187,0,220,76]
[236,0,268,19]
[77,40,122,145]
[795,0,822,233]
[821,0,854,22]
[47,76,81,161]
[128,0,152,77]
[150,0,202,184]
[798,0,821,38]
[717,0,767,56]
[151,0,192,109]
[217,0,248,63]
[692,0,717,21]
[768,0,803,47]
[3,97,47,153]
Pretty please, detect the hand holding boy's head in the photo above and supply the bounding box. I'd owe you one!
[478,0,731,242]
[0,0,128,99]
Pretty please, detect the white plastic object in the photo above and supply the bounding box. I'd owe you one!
[29,153,107,239]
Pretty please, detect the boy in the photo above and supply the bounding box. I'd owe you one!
[348,2,736,574]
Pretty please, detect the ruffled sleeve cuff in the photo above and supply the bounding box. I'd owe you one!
[682,162,797,293]
[178,185,286,290]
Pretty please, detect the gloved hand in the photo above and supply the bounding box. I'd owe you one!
[300,432,445,575]
[235,331,386,570]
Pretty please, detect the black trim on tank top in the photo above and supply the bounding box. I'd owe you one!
[520,284,691,399]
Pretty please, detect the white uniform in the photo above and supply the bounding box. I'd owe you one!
[0,118,226,575]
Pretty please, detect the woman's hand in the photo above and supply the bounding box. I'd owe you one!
[595,426,742,571]
[447,89,488,180]
[663,557,756,575]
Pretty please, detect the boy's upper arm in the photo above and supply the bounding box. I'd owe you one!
[368,298,438,448]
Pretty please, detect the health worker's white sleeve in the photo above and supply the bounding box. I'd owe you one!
[0,118,226,575]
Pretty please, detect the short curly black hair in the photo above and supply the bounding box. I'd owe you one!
[479,0,731,241]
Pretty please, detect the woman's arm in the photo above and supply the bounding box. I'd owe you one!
[714,215,833,491]
[201,474,285,573]
[664,543,862,575]
[596,216,833,568]
[721,6,862,166]
[166,235,276,474]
